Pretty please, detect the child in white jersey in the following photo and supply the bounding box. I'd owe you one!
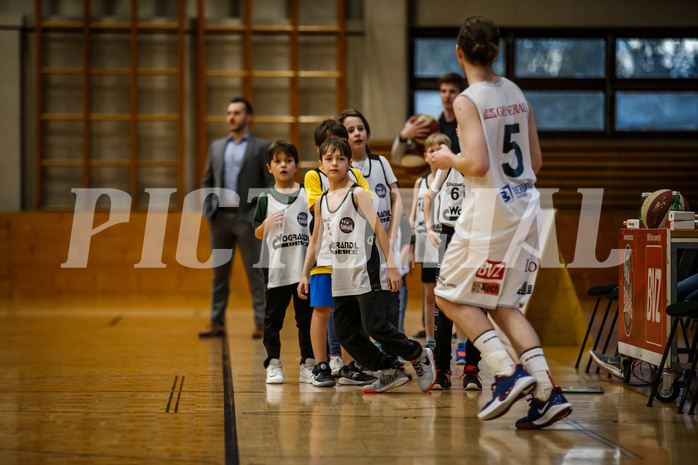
[422,132,482,391]
[253,140,314,384]
[337,109,405,358]
[408,134,440,352]
[298,138,436,393]
[431,16,572,429]
[303,119,376,387]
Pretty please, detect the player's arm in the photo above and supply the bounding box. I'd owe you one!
[297,201,324,299]
[408,178,420,228]
[423,190,442,249]
[354,188,401,291]
[528,106,543,174]
[253,192,268,239]
[431,95,489,178]
[387,181,403,246]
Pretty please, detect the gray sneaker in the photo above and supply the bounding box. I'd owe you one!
[338,361,378,385]
[362,368,410,393]
[412,348,437,392]
[589,350,622,379]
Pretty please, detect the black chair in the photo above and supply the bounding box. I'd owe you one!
[646,300,698,413]
[576,285,619,373]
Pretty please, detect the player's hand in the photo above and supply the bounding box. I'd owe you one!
[297,277,310,299]
[431,144,455,170]
[427,229,442,249]
[400,115,431,141]
[267,210,284,227]
[387,268,402,292]
[408,250,416,273]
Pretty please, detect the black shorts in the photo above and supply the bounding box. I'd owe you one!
[421,262,438,283]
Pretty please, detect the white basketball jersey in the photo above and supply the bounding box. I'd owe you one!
[432,167,465,227]
[314,168,359,268]
[456,78,539,246]
[353,154,404,287]
[320,185,380,297]
[263,189,310,288]
[414,176,440,264]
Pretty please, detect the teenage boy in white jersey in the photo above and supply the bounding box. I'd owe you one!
[298,138,436,393]
[253,140,314,384]
[431,16,572,429]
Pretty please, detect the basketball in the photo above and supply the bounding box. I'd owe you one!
[401,153,430,176]
[413,114,440,146]
[641,189,690,228]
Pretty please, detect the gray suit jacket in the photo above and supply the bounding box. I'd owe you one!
[201,133,273,223]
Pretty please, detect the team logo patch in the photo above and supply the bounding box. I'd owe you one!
[297,212,308,227]
[375,183,387,198]
[472,281,500,296]
[339,217,355,234]
[517,282,533,295]
[475,260,506,280]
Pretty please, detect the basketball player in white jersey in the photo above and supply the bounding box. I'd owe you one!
[337,109,405,359]
[298,138,436,393]
[431,16,572,429]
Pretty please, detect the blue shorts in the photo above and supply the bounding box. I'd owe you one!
[310,273,333,308]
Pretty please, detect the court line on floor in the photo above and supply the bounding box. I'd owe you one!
[222,336,240,465]
[564,419,643,459]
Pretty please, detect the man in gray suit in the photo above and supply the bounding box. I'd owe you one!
[199,97,273,339]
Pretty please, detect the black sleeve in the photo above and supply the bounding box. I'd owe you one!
[252,192,268,228]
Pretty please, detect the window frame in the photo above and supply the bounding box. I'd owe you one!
[408,27,698,140]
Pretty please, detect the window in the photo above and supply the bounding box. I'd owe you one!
[409,29,698,138]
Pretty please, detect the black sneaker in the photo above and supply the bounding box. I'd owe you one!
[433,370,452,390]
[461,365,482,391]
[312,361,336,387]
[338,361,378,385]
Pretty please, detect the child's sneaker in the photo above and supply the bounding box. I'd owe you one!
[461,365,482,391]
[478,364,536,421]
[329,356,343,377]
[266,358,284,384]
[338,361,378,385]
[412,348,437,393]
[362,368,410,393]
[312,361,336,387]
[455,343,466,365]
[515,387,573,430]
[433,369,452,390]
[299,358,316,384]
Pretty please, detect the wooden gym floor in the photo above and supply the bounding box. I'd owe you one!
[1,298,696,465]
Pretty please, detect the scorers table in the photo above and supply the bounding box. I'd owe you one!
[618,228,698,400]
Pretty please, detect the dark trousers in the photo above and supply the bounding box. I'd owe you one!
[434,225,482,372]
[333,291,423,372]
[263,283,314,368]
[381,289,401,358]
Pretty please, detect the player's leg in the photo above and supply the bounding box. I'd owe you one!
[435,297,536,420]
[489,307,572,429]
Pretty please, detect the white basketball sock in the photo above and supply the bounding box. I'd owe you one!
[521,347,554,401]
[473,330,515,377]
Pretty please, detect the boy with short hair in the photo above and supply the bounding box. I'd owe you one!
[253,140,314,384]
[298,138,436,394]
[303,119,376,386]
